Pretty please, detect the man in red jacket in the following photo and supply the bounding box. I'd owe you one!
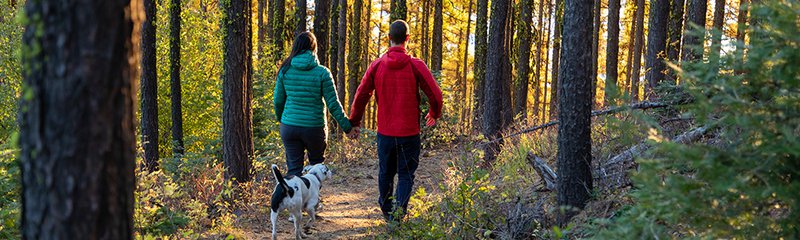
[348,20,443,221]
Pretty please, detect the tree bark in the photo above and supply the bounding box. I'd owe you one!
[709,0,725,74]
[591,0,600,107]
[533,0,545,123]
[273,0,286,57]
[645,0,670,99]
[472,0,489,126]
[665,0,684,83]
[141,0,159,171]
[315,0,331,67]
[461,0,474,124]
[391,0,407,21]
[295,0,307,34]
[681,0,707,62]
[170,0,184,155]
[336,0,347,106]
[482,0,511,163]
[259,0,267,55]
[347,0,363,107]
[556,0,594,226]
[268,0,275,39]
[431,0,444,72]
[549,0,563,120]
[514,0,534,120]
[630,0,645,101]
[606,0,620,103]
[736,0,749,43]
[223,0,254,183]
[19,0,136,238]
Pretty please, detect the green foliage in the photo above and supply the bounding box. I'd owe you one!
[0,1,24,145]
[591,1,800,238]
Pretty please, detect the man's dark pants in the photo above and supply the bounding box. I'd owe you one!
[377,133,421,220]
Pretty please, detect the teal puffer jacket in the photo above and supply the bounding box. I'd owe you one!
[274,51,352,133]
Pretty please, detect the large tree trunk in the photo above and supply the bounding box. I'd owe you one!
[708,0,725,73]
[170,0,184,155]
[273,0,286,57]
[223,0,254,183]
[606,0,620,103]
[681,0,707,62]
[514,0,533,120]
[347,0,363,107]
[665,0,684,84]
[314,0,331,67]
[391,0,407,21]
[556,0,594,226]
[19,0,136,238]
[645,0,670,99]
[630,0,645,101]
[482,0,511,163]
[549,0,563,120]
[141,0,159,171]
[591,0,600,107]
[295,0,307,34]
[472,0,489,126]
[430,0,444,72]
[502,2,514,125]
[336,0,347,106]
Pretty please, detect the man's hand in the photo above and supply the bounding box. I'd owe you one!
[425,112,437,127]
[347,127,360,139]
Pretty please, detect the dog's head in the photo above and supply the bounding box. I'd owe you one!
[306,163,333,182]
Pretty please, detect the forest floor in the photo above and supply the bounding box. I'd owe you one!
[239,148,451,239]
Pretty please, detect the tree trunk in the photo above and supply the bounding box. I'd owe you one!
[259,0,267,55]
[462,0,474,125]
[681,0,707,62]
[315,0,331,67]
[645,0,670,99]
[431,0,444,72]
[472,0,489,126]
[665,0,684,84]
[296,0,307,34]
[391,0,407,21]
[606,0,620,103]
[19,0,136,238]
[514,0,533,120]
[630,0,645,101]
[336,0,347,105]
[268,0,275,39]
[482,0,511,163]
[549,0,563,120]
[708,0,725,74]
[141,0,159,171]
[223,0,254,183]
[347,0,363,107]
[591,0,600,107]
[170,0,184,155]
[502,2,514,125]
[273,0,286,57]
[556,0,594,226]
[533,0,545,123]
[624,0,638,92]
[736,0,749,43]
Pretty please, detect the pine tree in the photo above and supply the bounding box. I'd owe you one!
[141,0,159,171]
[223,0,254,183]
[645,0,670,99]
[170,0,184,155]
[606,0,621,102]
[514,0,534,120]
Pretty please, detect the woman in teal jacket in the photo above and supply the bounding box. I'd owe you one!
[274,32,351,176]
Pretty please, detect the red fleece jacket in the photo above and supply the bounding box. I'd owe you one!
[349,46,443,137]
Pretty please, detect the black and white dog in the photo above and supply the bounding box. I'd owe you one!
[270,163,332,240]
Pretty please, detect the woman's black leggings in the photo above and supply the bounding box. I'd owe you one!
[279,123,327,176]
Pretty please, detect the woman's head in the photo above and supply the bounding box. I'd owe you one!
[280,32,318,73]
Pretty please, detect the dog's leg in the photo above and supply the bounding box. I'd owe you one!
[292,210,306,239]
[305,204,317,229]
[271,211,279,240]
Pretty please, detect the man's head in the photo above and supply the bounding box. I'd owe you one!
[388,20,409,46]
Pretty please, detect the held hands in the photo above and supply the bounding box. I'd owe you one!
[347,127,361,139]
[425,112,437,127]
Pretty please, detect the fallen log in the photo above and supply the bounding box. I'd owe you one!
[526,152,557,192]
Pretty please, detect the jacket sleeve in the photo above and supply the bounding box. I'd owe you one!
[348,60,380,127]
[411,59,444,119]
[273,72,287,122]
[321,70,352,133]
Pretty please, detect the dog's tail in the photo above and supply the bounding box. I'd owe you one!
[272,164,294,197]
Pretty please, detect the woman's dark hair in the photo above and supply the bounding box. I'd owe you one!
[279,31,318,74]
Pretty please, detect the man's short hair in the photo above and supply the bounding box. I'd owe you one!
[389,20,409,44]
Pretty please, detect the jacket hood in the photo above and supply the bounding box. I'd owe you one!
[382,46,411,69]
[290,51,319,70]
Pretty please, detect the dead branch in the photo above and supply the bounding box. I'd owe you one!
[526,152,557,192]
